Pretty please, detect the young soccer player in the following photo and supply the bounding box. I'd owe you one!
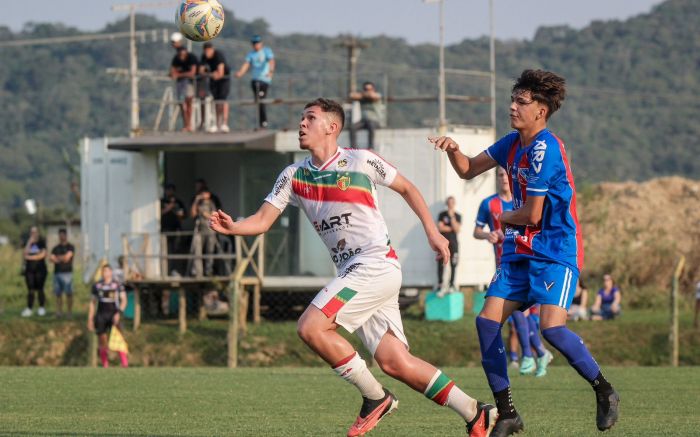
[431,70,619,435]
[210,98,497,436]
[475,167,553,378]
[87,264,128,368]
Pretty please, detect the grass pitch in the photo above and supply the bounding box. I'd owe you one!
[1,366,698,436]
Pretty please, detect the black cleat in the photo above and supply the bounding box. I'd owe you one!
[595,389,620,431]
[491,413,524,437]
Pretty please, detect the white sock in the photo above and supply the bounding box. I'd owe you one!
[424,370,477,422]
[333,352,385,400]
[447,386,478,422]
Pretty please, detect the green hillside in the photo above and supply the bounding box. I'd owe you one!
[0,0,697,219]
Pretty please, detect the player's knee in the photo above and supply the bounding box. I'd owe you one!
[296,317,321,345]
[376,356,406,379]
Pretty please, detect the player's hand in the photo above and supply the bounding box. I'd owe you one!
[428,136,460,153]
[209,209,235,235]
[87,319,95,332]
[428,232,451,265]
[486,231,501,244]
[495,229,505,243]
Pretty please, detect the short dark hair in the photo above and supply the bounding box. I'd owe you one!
[177,46,187,54]
[512,69,566,120]
[304,98,345,130]
[164,182,176,190]
[362,81,375,89]
[203,42,213,49]
[58,228,67,234]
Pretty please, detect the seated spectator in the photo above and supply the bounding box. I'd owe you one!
[590,274,621,320]
[349,81,385,149]
[568,279,588,321]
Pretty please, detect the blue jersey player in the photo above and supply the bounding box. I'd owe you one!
[430,70,619,436]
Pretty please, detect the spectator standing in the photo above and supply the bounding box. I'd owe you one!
[192,178,222,210]
[170,46,198,132]
[49,228,75,318]
[235,35,275,128]
[568,279,589,321]
[349,81,385,149]
[21,226,47,317]
[591,274,622,320]
[161,183,186,275]
[201,42,231,133]
[436,196,461,294]
[191,190,218,276]
[87,264,128,368]
[695,280,700,328]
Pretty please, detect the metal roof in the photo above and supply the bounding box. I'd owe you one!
[107,130,278,152]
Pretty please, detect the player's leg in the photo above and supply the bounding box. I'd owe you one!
[531,261,619,431]
[436,258,444,291]
[509,310,534,375]
[53,275,63,317]
[527,313,552,377]
[476,261,530,436]
[448,250,458,290]
[506,319,519,368]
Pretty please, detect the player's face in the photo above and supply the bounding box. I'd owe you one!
[102,267,112,282]
[509,90,546,130]
[497,168,510,193]
[298,106,332,150]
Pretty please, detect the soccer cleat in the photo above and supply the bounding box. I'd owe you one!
[535,350,553,378]
[595,389,620,431]
[466,402,498,437]
[519,356,536,375]
[21,308,32,317]
[491,413,525,437]
[508,360,519,371]
[347,388,398,437]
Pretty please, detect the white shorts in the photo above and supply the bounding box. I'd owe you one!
[311,261,407,356]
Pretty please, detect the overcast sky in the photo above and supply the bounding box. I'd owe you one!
[2,0,664,44]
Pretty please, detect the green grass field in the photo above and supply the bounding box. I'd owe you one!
[1,366,698,436]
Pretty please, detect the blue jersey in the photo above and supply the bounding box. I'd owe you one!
[475,193,513,266]
[245,46,274,83]
[485,129,583,272]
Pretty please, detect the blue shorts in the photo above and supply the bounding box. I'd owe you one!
[487,259,578,310]
[53,272,73,296]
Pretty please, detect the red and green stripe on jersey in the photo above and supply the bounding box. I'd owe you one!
[292,167,376,208]
[321,287,358,318]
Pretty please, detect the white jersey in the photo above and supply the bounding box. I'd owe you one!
[265,148,401,271]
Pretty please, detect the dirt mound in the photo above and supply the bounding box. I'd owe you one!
[579,176,700,303]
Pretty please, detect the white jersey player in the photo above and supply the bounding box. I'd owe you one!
[210,98,497,437]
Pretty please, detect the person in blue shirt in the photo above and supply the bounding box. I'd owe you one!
[430,69,619,436]
[235,34,275,128]
[590,274,622,320]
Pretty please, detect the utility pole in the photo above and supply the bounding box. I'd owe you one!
[424,0,446,134]
[112,1,178,135]
[489,0,496,131]
[338,36,367,96]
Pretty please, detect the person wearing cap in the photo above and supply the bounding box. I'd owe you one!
[234,35,275,129]
[200,42,231,133]
[170,46,198,132]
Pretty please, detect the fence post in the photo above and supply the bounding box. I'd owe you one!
[133,287,141,332]
[228,278,239,368]
[178,288,187,334]
[670,255,685,367]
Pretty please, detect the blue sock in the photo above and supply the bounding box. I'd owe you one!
[542,326,600,381]
[528,316,547,358]
[476,316,510,392]
[511,311,532,358]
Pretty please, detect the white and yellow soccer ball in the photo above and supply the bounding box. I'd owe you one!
[176,0,225,42]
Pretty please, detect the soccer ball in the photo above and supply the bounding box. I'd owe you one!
[176,0,225,42]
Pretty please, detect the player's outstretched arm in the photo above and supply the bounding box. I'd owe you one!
[209,202,281,236]
[429,136,497,180]
[389,173,450,264]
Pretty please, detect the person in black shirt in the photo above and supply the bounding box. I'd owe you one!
[87,264,128,368]
[170,46,198,132]
[21,226,47,317]
[436,196,462,293]
[201,42,231,133]
[161,183,186,275]
[192,178,222,210]
[50,228,75,318]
